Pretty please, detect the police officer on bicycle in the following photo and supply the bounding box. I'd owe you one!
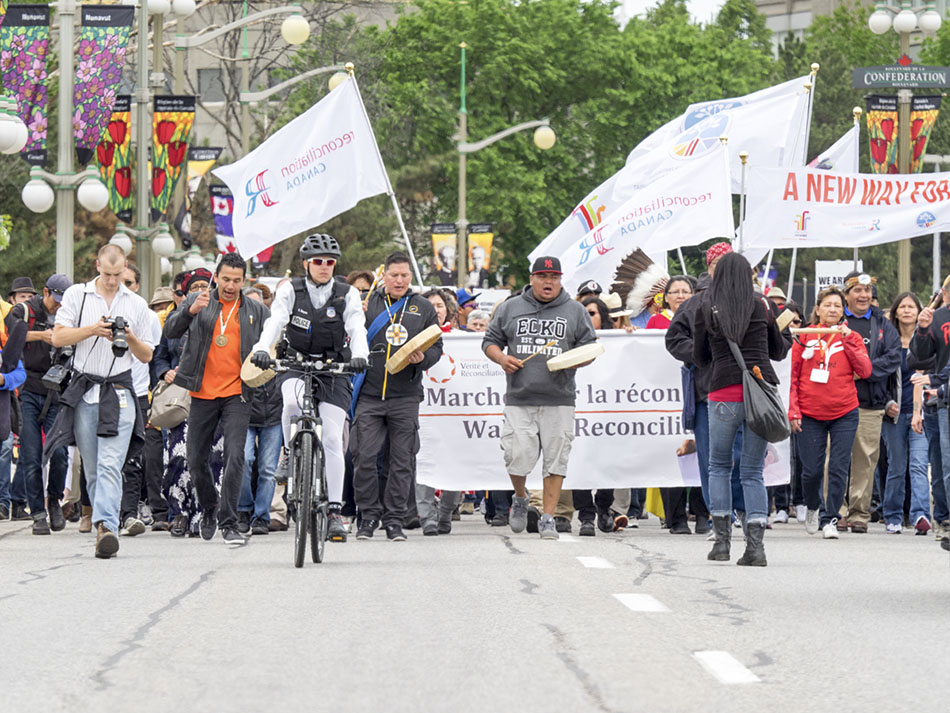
[250,234,368,543]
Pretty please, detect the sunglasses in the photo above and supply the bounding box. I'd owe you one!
[174,289,185,297]
[123,279,136,287]
[791,319,803,326]
[309,258,336,267]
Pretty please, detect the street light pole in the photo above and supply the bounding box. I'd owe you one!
[135,2,155,298]
[55,0,77,278]
[897,31,912,293]
[456,42,468,288]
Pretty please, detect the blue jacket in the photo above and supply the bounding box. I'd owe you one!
[0,358,25,392]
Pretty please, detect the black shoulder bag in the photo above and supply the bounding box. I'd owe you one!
[724,338,790,444]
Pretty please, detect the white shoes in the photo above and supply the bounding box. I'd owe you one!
[885,522,902,534]
[795,504,807,523]
[822,521,839,539]
[773,509,789,524]
[805,509,820,535]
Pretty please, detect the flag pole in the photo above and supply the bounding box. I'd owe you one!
[737,149,748,252]
[762,248,775,292]
[786,247,798,298]
[852,105,862,271]
[676,247,688,275]
[346,63,425,286]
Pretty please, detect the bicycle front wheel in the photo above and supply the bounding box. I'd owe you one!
[310,443,327,563]
[293,432,314,568]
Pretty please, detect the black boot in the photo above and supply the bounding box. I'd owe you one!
[736,522,767,567]
[707,516,731,561]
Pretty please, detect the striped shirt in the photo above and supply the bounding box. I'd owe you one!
[55,279,156,403]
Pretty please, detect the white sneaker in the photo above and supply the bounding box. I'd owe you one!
[822,521,839,539]
[885,522,902,534]
[120,516,146,537]
[773,509,789,524]
[795,504,807,523]
[805,509,820,535]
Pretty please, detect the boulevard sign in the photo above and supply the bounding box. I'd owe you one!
[853,56,950,88]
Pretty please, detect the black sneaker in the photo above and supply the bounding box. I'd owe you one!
[554,516,572,533]
[386,524,406,541]
[437,519,452,535]
[579,520,596,537]
[328,513,347,542]
[250,518,269,536]
[32,517,51,535]
[11,503,30,521]
[596,510,615,533]
[423,521,439,536]
[237,511,251,534]
[47,500,66,531]
[404,516,422,530]
[356,518,379,540]
[169,513,188,538]
[942,538,950,552]
[221,528,247,546]
[0,504,9,520]
[526,506,540,533]
[199,511,216,541]
[489,512,509,527]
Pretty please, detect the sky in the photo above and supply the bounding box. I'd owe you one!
[615,0,727,25]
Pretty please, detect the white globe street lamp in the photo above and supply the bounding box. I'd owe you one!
[171,0,195,17]
[868,10,892,34]
[160,257,172,275]
[22,179,55,213]
[77,177,109,212]
[893,8,918,33]
[280,14,310,45]
[109,232,134,255]
[919,9,942,32]
[151,231,177,258]
[183,250,205,271]
[147,0,170,15]
[533,125,557,150]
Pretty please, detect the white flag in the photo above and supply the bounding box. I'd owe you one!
[557,141,734,295]
[808,123,860,173]
[530,75,811,267]
[212,78,389,258]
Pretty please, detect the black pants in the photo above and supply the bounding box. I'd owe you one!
[352,395,418,526]
[660,486,708,527]
[187,395,249,530]
[572,489,613,522]
[143,425,167,521]
[120,395,151,522]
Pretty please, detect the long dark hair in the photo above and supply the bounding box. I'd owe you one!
[888,291,921,332]
[581,295,612,330]
[704,252,754,342]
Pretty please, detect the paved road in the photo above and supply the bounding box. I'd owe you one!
[2,513,948,712]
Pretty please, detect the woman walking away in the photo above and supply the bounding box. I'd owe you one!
[788,287,871,540]
[693,253,790,566]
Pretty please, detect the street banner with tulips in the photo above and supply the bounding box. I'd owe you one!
[0,4,50,166]
[417,331,791,490]
[909,96,941,173]
[741,164,950,251]
[151,95,195,222]
[866,95,899,174]
[95,94,132,223]
[73,5,133,166]
[212,76,389,259]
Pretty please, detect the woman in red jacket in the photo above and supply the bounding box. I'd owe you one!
[788,286,872,539]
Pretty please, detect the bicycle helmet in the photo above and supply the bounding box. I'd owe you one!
[299,233,341,259]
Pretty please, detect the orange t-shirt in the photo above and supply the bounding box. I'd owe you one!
[191,298,243,400]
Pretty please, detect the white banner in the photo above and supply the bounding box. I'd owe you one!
[815,259,863,299]
[212,77,389,259]
[557,143,735,295]
[530,75,811,271]
[808,123,860,172]
[742,166,950,251]
[418,331,791,490]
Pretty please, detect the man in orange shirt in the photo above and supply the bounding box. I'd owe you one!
[164,253,269,546]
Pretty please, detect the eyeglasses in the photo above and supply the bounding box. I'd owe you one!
[309,258,336,267]
[791,319,803,326]
[667,290,692,296]
[174,289,185,297]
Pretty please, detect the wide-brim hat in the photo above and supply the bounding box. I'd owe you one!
[602,291,633,318]
[9,276,36,296]
[149,286,174,308]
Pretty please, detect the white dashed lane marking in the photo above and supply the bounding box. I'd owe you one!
[558,534,578,542]
[693,651,760,684]
[577,556,615,569]
[612,593,669,612]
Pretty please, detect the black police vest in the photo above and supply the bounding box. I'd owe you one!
[285,277,348,358]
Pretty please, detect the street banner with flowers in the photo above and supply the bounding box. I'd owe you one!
[151,95,195,222]
[73,5,133,165]
[211,76,389,258]
[0,4,50,166]
[741,165,950,251]
[866,95,899,174]
[95,94,132,223]
[910,96,941,173]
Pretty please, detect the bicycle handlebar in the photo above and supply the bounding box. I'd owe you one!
[270,357,356,377]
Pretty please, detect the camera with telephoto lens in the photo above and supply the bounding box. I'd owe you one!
[103,316,129,357]
[41,345,74,393]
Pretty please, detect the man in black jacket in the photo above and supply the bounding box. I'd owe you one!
[841,271,901,533]
[164,253,269,546]
[352,252,442,541]
[5,274,72,533]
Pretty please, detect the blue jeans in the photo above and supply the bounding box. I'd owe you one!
[707,400,768,524]
[923,408,950,523]
[695,400,745,513]
[73,394,136,533]
[936,407,950,521]
[0,433,13,507]
[240,424,281,523]
[799,409,859,528]
[21,390,69,519]
[882,412,931,526]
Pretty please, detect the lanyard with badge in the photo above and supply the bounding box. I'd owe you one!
[809,333,837,384]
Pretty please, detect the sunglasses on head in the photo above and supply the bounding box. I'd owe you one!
[309,258,336,267]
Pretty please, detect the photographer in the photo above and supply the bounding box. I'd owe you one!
[5,274,72,534]
[47,245,155,559]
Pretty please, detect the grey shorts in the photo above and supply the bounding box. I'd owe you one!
[500,405,575,478]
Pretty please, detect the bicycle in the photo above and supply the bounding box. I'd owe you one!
[271,356,353,568]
